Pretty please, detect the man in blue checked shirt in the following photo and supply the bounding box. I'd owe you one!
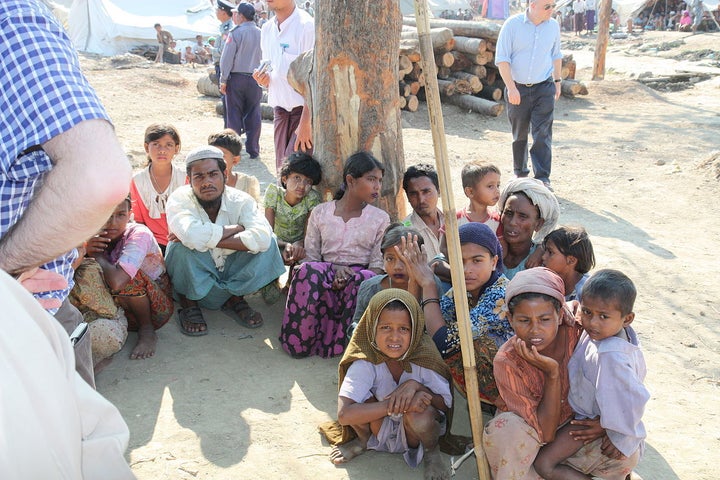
[0,0,131,387]
[496,0,563,192]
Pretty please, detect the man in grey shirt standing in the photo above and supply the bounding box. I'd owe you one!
[220,2,263,159]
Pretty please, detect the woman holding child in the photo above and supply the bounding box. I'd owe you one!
[483,267,645,479]
[279,152,390,358]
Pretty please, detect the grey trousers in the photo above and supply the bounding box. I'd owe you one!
[55,298,95,389]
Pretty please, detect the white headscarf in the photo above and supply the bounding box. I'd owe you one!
[498,178,560,243]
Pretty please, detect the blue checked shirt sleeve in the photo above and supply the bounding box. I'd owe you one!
[0,1,110,310]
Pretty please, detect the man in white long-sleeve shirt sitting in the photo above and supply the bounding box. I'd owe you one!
[165,146,284,335]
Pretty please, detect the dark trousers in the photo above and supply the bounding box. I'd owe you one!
[272,105,306,171]
[506,80,555,182]
[225,73,262,158]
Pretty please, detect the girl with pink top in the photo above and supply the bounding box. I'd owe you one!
[279,152,391,358]
[84,196,173,361]
[129,124,186,253]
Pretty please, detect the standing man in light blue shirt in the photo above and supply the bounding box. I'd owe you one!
[496,0,563,191]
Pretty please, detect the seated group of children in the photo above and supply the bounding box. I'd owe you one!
[69,128,648,479]
[315,161,647,480]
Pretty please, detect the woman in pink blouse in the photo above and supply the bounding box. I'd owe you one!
[279,152,390,358]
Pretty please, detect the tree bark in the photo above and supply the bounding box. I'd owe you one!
[593,0,613,79]
[313,0,406,218]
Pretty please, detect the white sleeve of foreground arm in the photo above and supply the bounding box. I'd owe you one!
[0,271,134,479]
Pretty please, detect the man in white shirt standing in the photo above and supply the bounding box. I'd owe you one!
[252,0,314,172]
[165,146,284,335]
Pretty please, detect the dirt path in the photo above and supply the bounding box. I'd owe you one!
[87,30,720,479]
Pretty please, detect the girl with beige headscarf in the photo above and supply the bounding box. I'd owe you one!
[328,289,452,479]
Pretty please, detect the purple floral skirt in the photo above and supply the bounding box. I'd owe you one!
[279,262,375,358]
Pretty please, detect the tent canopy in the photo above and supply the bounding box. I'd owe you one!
[400,0,474,16]
[66,0,220,56]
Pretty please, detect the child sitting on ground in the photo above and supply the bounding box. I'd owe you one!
[76,196,173,365]
[456,161,502,232]
[279,152,390,358]
[208,129,261,202]
[264,152,322,268]
[130,124,186,254]
[541,226,596,301]
[329,289,452,480]
[534,269,649,479]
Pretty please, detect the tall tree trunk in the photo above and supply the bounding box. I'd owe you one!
[593,0,613,79]
[313,0,406,219]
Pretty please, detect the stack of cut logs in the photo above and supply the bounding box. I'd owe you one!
[398,18,587,117]
[198,18,588,120]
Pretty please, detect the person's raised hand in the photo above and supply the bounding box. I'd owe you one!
[85,231,110,256]
[395,234,433,289]
[511,337,559,376]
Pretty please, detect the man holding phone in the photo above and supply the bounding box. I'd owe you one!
[252,0,314,172]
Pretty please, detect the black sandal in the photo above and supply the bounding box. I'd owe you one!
[177,306,208,336]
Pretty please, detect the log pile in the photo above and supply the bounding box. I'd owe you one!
[397,20,589,114]
[397,20,505,117]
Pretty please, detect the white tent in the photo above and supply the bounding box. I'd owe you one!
[400,0,474,16]
[64,0,220,56]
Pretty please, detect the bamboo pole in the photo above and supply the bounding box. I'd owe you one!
[412,1,491,479]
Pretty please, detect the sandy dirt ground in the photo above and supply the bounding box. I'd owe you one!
[82,29,720,479]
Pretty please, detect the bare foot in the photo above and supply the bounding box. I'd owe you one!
[329,438,365,464]
[130,325,157,360]
[423,446,449,480]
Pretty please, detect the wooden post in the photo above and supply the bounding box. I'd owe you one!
[412,1,491,479]
[593,0,613,79]
[310,0,406,217]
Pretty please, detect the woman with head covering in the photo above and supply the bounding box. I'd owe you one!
[396,222,511,406]
[482,267,584,479]
[327,289,452,479]
[498,177,560,280]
